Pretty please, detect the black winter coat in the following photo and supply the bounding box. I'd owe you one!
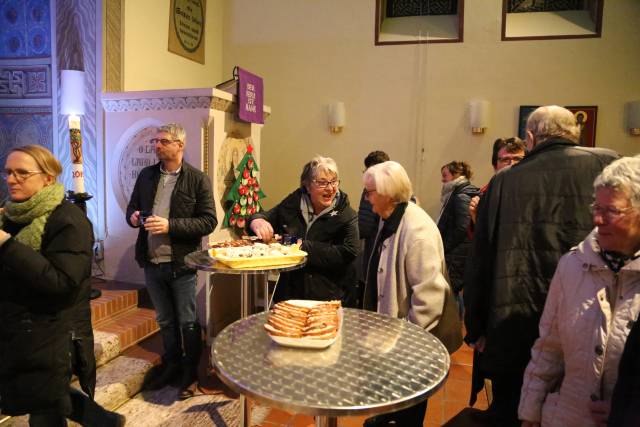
[437,180,479,293]
[463,138,618,374]
[609,313,640,427]
[126,161,217,275]
[250,189,360,306]
[0,201,94,416]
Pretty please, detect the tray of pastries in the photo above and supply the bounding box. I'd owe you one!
[263,300,342,349]
[208,238,307,269]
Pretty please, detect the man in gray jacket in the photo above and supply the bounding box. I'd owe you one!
[463,106,618,426]
[126,123,217,399]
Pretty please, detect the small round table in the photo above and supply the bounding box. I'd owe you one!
[184,248,306,319]
[212,309,450,427]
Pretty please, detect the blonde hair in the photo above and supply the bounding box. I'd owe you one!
[11,145,62,179]
[363,161,413,203]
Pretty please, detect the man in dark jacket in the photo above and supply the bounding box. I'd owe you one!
[463,105,618,426]
[126,123,217,399]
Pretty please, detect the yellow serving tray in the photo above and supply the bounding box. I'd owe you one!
[208,248,307,269]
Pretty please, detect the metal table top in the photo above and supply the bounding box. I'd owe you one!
[184,250,306,275]
[212,309,450,417]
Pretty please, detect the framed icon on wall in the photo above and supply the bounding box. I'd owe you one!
[565,106,597,147]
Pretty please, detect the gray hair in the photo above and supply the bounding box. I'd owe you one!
[157,123,186,146]
[363,161,412,203]
[593,156,640,208]
[526,105,580,144]
[300,156,339,188]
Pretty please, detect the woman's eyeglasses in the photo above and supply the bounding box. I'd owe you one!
[313,179,340,189]
[363,189,377,199]
[1,169,44,183]
[589,203,635,221]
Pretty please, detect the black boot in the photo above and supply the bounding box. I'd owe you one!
[142,362,181,391]
[178,323,202,400]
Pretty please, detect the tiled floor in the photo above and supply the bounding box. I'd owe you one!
[253,343,488,427]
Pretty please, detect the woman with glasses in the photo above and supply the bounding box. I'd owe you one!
[249,155,359,306]
[361,161,461,427]
[519,156,640,427]
[0,145,124,426]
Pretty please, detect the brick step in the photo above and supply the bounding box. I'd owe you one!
[93,308,160,367]
[91,289,139,326]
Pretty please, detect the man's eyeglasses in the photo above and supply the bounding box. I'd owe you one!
[589,203,635,221]
[497,155,524,164]
[1,169,44,183]
[150,138,181,146]
[313,179,340,189]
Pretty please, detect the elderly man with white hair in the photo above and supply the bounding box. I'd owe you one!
[463,106,618,426]
[519,155,640,427]
[361,160,461,427]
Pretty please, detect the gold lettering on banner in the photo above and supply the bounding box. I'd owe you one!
[168,0,206,64]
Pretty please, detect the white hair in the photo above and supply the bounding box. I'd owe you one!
[526,105,580,144]
[300,156,339,187]
[593,156,640,208]
[363,161,412,203]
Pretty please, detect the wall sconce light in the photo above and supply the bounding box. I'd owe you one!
[469,100,490,134]
[328,102,346,134]
[627,101,640,136]
[61,69,92,206]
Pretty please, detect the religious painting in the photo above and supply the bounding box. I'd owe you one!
[518,105,539,140]
[565,106,597,147]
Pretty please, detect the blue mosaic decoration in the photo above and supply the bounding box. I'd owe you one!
[0,0,51,58]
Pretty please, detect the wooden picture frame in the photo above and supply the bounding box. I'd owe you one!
[566,106,598,147]
[518,105,539,140]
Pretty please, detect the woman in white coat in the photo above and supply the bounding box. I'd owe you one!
[361,161,461,427]
[519,156,640,427]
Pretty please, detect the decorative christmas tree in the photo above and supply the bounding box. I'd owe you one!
[223,144,266,231]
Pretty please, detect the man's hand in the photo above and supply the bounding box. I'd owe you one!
[469,195,480,224]
[250,218,274,241]
[588,399,610,427]
[521,421,540,427]
[144,215,170,235]
[130,211,141,227]
[0,229,11,246]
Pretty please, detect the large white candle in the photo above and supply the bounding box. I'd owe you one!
[69,115,85,193]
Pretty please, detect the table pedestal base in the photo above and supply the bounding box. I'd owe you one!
[315,416,337,427]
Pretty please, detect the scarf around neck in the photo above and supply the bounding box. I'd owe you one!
[0,182,65,251]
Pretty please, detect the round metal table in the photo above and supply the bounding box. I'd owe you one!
[212,308,450,427]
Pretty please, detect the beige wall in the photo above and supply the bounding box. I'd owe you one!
[124,0,224,91]
[222,0,640,217]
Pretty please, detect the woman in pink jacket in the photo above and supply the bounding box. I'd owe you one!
[518,156,640,427]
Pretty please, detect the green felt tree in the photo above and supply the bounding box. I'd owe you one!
[223,144,266,231]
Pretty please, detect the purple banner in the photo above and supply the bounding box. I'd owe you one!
[237,67,264,124]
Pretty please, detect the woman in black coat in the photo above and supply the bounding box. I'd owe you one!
[249,156,359,306]
[0,145,124,426]
[437,161,479,294]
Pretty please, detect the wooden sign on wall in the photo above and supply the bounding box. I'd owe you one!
[168,0,206,64]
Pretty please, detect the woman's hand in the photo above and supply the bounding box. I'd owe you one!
[250,218,274,241]
[521,422,540,427]
[588,399,610,427]
[469,195,480,224]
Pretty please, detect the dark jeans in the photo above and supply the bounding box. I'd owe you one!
[28,388,119,427]
[364,400,428,427]
[488,372,523,427]
[144,263,197,363]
